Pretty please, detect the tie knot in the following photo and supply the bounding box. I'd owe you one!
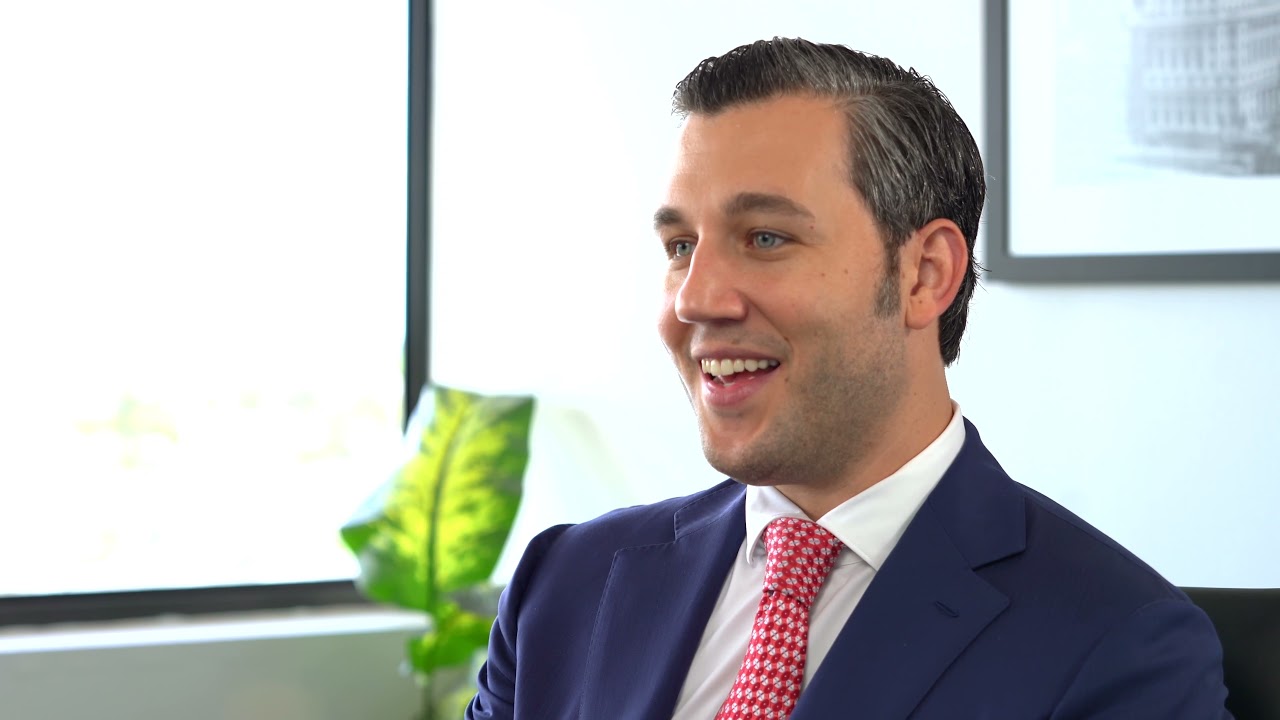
[762,517,843,608]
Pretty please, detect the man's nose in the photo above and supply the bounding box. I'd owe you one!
[674,242,748,324]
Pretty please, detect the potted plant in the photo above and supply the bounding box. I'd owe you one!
[341,384,535,719]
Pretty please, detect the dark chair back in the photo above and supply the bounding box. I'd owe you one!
[1182,587,1280,720]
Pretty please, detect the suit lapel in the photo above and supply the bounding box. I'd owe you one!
[794,420,1026,720]
[794,505,1010,719]
[578,482,747,720]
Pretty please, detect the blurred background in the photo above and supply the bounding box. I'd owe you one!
[1,1,1275,718]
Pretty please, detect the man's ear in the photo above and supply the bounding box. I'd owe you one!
[902,219,968,331]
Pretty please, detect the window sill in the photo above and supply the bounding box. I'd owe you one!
[0,603,426,654]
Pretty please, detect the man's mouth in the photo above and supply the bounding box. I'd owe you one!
[700,358,780,386]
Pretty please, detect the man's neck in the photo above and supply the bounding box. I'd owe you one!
[775,394,955,519]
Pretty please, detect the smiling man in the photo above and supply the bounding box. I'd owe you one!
[655,91,946,524]
[468,38,1231,720]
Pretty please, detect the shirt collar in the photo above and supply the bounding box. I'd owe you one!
[743,403,967,571]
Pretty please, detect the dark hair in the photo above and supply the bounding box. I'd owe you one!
[672,38,985,365]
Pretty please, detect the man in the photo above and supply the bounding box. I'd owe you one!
[467,38,1231,719]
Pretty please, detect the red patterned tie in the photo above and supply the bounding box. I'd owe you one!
[714,517,843,720]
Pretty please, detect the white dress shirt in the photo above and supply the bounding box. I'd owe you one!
[670,405,967,720]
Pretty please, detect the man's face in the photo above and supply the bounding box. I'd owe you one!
[656,94,908,492]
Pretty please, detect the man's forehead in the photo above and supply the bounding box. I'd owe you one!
[658,143,849,221]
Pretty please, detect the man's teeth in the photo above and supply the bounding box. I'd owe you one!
[700,358,780,378]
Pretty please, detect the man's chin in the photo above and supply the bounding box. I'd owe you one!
[699,439,779,486]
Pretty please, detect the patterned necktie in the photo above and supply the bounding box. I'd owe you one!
[714,516,844,720]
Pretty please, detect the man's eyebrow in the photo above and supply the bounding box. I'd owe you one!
[652,192,814,232]
[723,192,815,220]
[653,206,685,232]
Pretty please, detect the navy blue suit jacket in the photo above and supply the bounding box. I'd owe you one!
[468,421,1231,718]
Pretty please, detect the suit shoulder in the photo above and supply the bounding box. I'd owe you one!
[1002,479,1187,606]
[517,478,741,578]
[955,423,1180,603]
[554,478,742,550]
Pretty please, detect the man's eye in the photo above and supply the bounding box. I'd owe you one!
[751,232,787,250]
[669,240,694,258]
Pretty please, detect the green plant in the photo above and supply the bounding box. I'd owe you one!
[341,385,535,719]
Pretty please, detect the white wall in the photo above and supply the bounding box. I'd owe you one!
[432,0,1280,589]
[952,283,1280,587]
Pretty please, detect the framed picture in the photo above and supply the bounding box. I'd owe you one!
[983,0,1280,282]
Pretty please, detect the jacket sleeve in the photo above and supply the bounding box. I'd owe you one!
[1050,598,1233,719]
[466,524,573,720]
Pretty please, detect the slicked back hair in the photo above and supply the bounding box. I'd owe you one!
[672,38,985,366]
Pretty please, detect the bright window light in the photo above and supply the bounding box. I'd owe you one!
[0,1,408,596]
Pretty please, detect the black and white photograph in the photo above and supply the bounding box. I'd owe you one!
[1126,0,1280,176]
[986,0,1280,280]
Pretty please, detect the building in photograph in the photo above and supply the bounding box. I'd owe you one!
[1128,0,1280,173]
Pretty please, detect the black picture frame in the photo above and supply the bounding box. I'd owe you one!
[983,0,1280,282]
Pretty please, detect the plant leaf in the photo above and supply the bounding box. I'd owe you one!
[341,385,533,612]
[408,602,494,676]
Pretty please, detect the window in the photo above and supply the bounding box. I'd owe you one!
[0,2,413,609]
